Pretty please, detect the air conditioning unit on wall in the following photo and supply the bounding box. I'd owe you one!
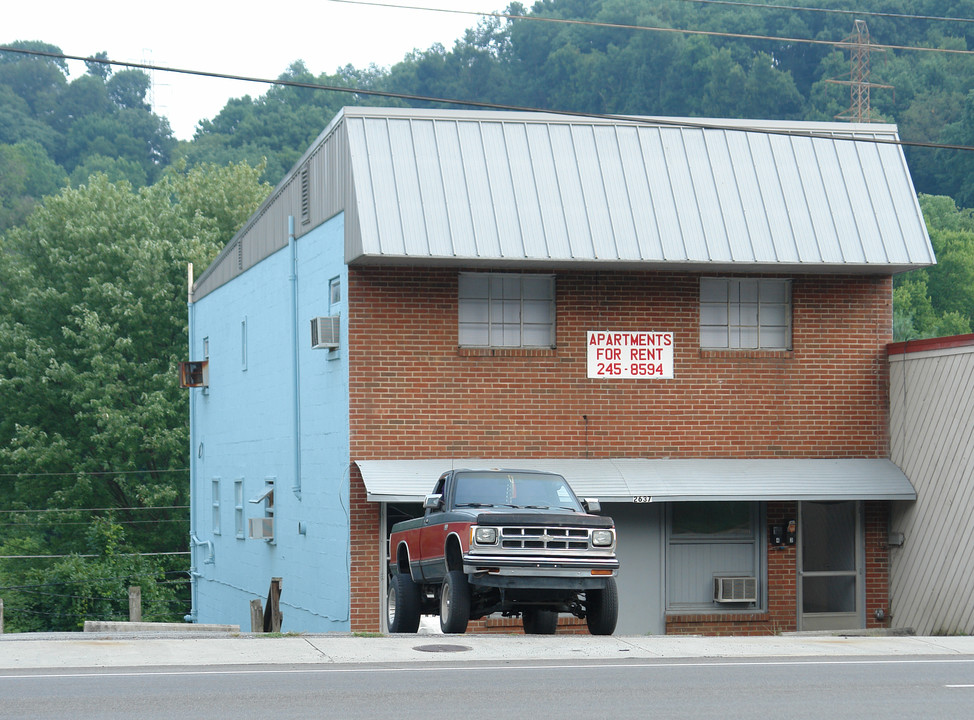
[310,315,339,349]
[713,576,758,603]
[248,517,274,540]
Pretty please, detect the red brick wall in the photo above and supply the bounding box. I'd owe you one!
[347,268,893,633]
[865,500,891,629]
[349,464,380,631]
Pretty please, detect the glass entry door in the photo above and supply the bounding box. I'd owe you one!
[798,501,863,631]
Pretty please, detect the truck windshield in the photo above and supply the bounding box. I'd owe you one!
[453,472,583,512]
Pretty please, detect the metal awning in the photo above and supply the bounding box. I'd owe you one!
[356,458,916,504]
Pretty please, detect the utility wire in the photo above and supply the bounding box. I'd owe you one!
[0,551,190,559]
[0,506,188,514]
[322,0,974,55]
[3,45,974,153]
[0,518,188,527]
[675,0,974,25]
[0,570,190,591]
[0,468,188,479]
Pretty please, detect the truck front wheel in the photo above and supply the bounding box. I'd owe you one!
[388,572,422,633]
[585,577,618,635]
[439,570,471,634]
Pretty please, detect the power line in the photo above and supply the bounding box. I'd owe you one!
[3,44,974,153]
[0,551,190,559]
[675,0,974,24]
[0,518,188,527]
[0,506,188,514]
[0,468,188,479]
[0,570,190,591]
[322,0,974,55]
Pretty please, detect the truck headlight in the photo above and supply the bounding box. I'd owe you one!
[473,526,498,544]
[591,529,614,547]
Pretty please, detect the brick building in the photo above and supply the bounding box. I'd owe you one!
[186,108,932,634]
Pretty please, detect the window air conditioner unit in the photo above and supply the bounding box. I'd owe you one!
[248,517,274,540]
[713,576,758,603]
[178,360,208,388]
[311,315,340,349]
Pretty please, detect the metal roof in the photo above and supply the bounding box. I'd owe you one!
[192,107,935,301]
[355,458,917,504]
[343,108,934,273]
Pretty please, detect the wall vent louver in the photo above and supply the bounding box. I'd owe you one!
[300,164,311,225]
[311,315,340,349]
[713,576,758,603]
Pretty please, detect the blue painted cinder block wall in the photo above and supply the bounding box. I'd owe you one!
[188,212,351,631]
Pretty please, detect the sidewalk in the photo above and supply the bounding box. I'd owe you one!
[2,632,973,669]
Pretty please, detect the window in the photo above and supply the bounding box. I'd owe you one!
[234,479,244,539]
[666,501,762,610]
[211,478,221,535]
[329,276,341,307]
[700,278,791,350]
[241,317,248,371]
[458,273,555,348]
[671,501,752,537]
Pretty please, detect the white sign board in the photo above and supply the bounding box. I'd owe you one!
[587,331,674,379]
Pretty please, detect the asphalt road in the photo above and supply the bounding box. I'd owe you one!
[3,655,973,720]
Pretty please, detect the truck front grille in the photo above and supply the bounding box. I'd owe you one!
[500,527,590,551]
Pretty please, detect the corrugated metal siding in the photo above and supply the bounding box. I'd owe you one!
[889,343,974,634]
[192,114,352,301]
[344,109,934,271]
[355,458,915,504]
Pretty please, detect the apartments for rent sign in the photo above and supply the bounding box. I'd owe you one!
[587,331,674,379]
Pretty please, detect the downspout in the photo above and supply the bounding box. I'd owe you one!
[289,217,303,500]
[185,264,202,621]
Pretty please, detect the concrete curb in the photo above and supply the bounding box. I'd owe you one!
[83,621,240,633]
[1,633,973,670]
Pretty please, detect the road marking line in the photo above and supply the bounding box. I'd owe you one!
[3,656,974,681]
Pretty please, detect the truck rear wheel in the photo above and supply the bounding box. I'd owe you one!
[388,572,422,633]
[585,577,618,635]
[439,570,471,634]
[522,608,559,634]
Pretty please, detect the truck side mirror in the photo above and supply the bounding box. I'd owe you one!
[423,494,443,511]
[582,498,601,514]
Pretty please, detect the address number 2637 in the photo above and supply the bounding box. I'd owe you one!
[632,495,652,504]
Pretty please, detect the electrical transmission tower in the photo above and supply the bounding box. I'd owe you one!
[828,20,893,122]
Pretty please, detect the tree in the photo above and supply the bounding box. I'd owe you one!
[0,162,271,629]
[107,69,152,111]
[61,108,175,184]
[892,194,974,340]
[0,140,66,231]
[183,62,363,182]
[0,518,181,632]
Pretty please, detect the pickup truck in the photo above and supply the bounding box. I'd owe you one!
[387,469,619,635]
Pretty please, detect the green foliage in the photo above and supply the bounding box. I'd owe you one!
[0,41,173,210]
[893,195,974,340]
[0,519,182,632]
[179,61,375,182]
[0,162,270,630]
[0,140,66,231]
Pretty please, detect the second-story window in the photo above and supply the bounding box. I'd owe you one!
[700,278,792,350]
[458,272,556,348]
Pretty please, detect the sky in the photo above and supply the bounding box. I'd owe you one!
[4,0,500,140]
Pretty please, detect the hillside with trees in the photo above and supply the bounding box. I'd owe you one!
[3,0,974,629]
